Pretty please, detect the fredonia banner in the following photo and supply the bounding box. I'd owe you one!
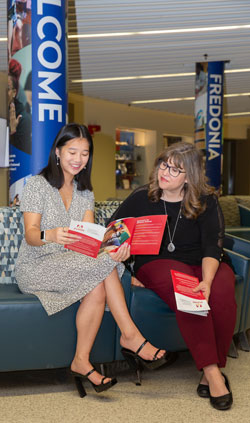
[194,61,225,190]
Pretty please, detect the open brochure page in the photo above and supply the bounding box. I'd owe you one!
[65,215,167,258]
[171,269,210,317]
[64,221,107,258]
[100,215,167,255]
[130,215,167,254]
[98,217,136,255]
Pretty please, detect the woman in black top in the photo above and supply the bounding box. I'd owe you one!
[111,142,236,411]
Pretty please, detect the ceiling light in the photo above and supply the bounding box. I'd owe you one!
[131,92,250,104]
[72,68,250,84]
[225,92,250,97]
[226,68,250,74]
[131,97,195,104]
[225,112,250,117]
[0,37,7,42]
[72,72,195,83]
[68,24,250,39]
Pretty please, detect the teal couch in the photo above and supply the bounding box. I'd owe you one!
[0,203,249,373]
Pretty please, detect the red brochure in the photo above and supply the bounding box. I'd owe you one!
[171,269,210,316]
[64,215,167,258]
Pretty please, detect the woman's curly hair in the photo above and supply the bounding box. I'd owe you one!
[148,142,216,219]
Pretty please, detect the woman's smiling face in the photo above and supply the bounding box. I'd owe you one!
[56,137,90,178]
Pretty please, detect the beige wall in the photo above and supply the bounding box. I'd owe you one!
[91,132,116,200]
[224,117,250,140]
[67,93,250,199]
[84,96,194,155]
[83,96,249,154]
[68,92,85,124]
[0,72,8,206]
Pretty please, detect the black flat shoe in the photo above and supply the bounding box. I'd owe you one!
[71,368,117,398]
[209,373,233,410]
[121,339,173,385]
[197,382,210,398]
[197,372,210,398]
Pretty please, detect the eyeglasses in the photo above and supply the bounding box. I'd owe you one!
[159,161,186,177]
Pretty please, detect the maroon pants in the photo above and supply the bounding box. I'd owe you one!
[136,259,237,370]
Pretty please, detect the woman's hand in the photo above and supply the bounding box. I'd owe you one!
[108,242,131,262]
[193,281,211,302]
[131,276,145,288]
[47,227,82,245]
[9,102,22,135]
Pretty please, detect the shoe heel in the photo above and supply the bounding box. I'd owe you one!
[122,350,142,385]
[74,376,87,398]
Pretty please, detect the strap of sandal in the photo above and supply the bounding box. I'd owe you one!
[153,348,161,360]
[135,339,148,355]
[85,368,96,378]
[101,376,109,385]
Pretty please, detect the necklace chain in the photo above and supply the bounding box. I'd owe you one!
[163,201,182,252]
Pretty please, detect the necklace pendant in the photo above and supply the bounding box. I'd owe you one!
[167,242,175,252]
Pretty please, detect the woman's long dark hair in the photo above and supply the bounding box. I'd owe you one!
[40,123,93,191]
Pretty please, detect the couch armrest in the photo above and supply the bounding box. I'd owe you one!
[224,248,250,333]
[224,248,250,282]
[224,231,250,258]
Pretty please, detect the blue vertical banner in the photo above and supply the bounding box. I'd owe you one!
[8,0,67,204]
[32,0,67,175]
[205,62,224,190]
[194,61,225,190]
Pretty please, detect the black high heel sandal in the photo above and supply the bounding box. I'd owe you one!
[121,339,171,385]
[71,368,117,398]
[209,373,233,411]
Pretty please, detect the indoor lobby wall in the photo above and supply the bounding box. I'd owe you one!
[83,95,195,155]
[68,93,250,199]
[69,94,248,152]
[1,90,249,205]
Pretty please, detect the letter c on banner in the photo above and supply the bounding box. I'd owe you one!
[38,41,62,69]
[37,16,62,41]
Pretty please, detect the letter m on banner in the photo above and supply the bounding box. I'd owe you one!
[194,61,225,190]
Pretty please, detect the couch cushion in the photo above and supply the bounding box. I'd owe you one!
[94,200,122,226]
[219,196,241,227]
[235,196,250,209]
[0,284,117,370]
[0,207,24,284]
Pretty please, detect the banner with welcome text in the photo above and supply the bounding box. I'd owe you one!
[8,0,67,205]
[32,0,67,175]
[194,61,225,190]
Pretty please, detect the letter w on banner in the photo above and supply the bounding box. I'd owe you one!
[194,61,225,190]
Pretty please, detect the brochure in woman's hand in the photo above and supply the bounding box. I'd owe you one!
[171,270,210,317]
[64,215,167,258]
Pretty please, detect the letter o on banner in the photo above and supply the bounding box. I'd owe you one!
[209,118,221,131]
[38,41,62,69]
